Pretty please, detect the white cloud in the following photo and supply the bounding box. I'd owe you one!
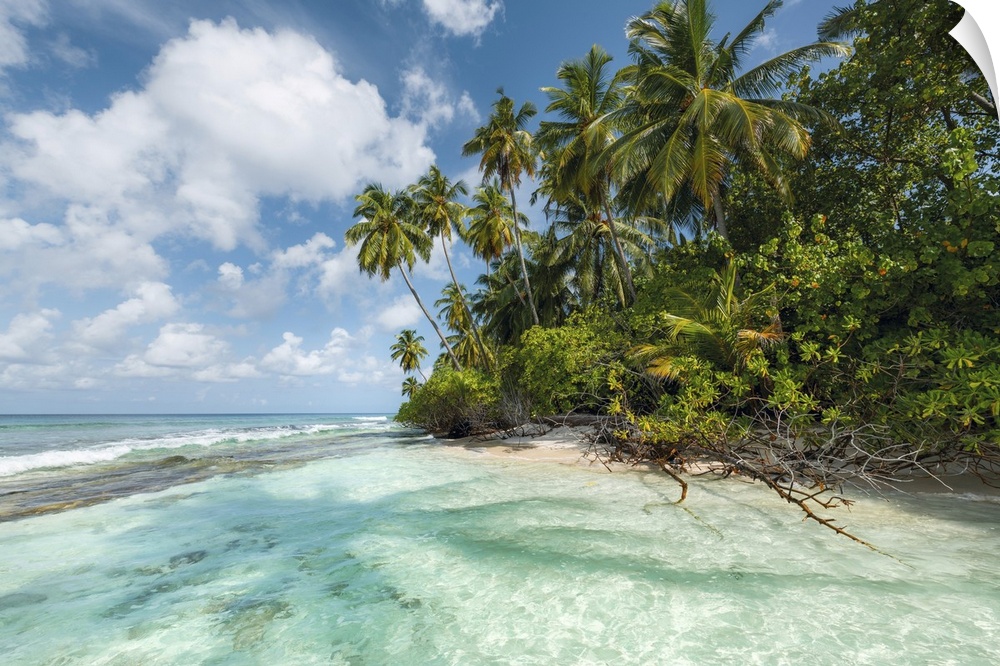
[401,67,478,128]
[5,18,438,253]
[0,308,59,362]
[316,245,376,305]
[260,328,357,377]
[73,282,180,348]
[143,322,229,368]
[375,295,422,331]
[0,217,62,251]
[217,262,244,290]
[338,354,394,384]
[258,327,394,384]
[213,233,343,319]
[0,0,47,74]
[0,206,168,296]
[421,0,501,38]
[272,232,336,270]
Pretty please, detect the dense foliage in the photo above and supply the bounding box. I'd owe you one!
[350,0,999,464]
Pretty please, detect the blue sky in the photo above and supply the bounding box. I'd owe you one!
[0,0,972,414]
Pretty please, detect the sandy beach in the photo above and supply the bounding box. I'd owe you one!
[443,425,602,466]
[441,423,1000,500]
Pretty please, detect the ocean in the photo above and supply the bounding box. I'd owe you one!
[1,413,998,665]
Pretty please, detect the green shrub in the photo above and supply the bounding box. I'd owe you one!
[502,312,626,417]
[395,367,502,438]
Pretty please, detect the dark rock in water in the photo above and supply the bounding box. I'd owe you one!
[169,550,208,568]
[0,592,48,610]
[156,455,191,466]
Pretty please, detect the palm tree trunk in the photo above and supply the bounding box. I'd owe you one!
[397,261,462,371]
[602,194,636,305]
[712,195,730,241]
[508,188,540,325]
[441,233,491,369]
[416,366,428,382]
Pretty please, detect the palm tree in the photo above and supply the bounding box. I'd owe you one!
[537,44,637,303]
[465,183,526,284]
[633,261,784,380]
[548,196,652,308]
[462,89,541,325]
[401,376,420,398]
[390,329,429,381]
[435,283,494,368]
[613,0,849,239]
[411,165,490,365]
[471,233,573,346]
[346,183,462,370]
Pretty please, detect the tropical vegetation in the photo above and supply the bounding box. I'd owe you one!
[345,0,999,545]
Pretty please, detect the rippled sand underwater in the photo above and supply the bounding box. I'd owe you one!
[2,439,999,665]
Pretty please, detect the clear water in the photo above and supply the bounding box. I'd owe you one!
[0,415,998,665]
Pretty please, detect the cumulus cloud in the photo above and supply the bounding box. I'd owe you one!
[260,328,358,376]
[0,206,168,296]
[0,217,62,251]
[374,295,422,331]
[421,0,501,38]
[401,67,479,127]
[258,327,393,384]
[217,262,244,290]
[5,18,439,254]
[0,308,60,362]
[213,232,351,319]
[143,322,229,368]
[272,232,337,270]
[73,281,180,348]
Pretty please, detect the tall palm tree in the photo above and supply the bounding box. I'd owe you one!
[462,89,541,325]
[411,165,490,365]
[390,329,429,382]
[537,44,637,303]
[346,183,462,370]
[613,0,849,239]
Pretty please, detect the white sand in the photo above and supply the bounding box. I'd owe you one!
[439,424,1000,498]
[442,425,606,466]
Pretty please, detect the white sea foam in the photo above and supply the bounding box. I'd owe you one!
[0,445,134,476]
[0,420,389,477]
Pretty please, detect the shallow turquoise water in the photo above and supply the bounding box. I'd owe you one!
[1,430,999,665]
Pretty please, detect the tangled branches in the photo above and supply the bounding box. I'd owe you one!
[590,403,1000,552]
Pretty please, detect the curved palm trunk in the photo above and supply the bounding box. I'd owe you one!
[601,195,636,305]
[508,188,540,326]
[440,233,491,369]
[415,366,428,382]
[397,261,462,371]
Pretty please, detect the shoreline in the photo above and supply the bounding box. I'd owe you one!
[438,424,1000,500]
